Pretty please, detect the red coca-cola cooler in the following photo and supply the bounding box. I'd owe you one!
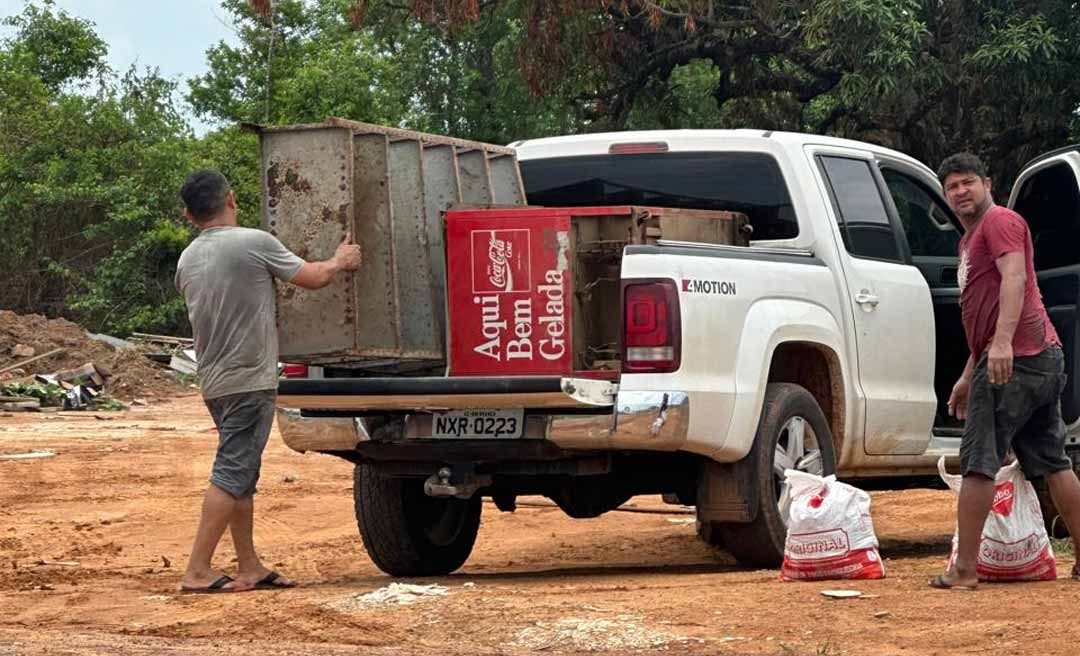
[445,205,747,377]
[445,208,574,376]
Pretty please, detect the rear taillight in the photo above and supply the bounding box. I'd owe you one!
[622,280,681,373]
[282,363,309,378]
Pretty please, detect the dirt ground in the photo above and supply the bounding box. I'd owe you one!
[1,395,1077,656]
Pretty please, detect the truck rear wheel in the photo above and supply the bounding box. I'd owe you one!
[354,464,482,577]
[718,383,836,568]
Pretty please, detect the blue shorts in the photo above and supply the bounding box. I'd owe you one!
[204,390,276,498]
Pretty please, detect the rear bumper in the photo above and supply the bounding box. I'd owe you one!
[276,408,368,453]
[275,377,689,456]
[277,375,615,410]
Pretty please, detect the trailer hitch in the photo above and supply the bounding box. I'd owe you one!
[423,466,492,499]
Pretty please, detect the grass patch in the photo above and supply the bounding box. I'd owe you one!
[94,397,127,411]
[1050,536,1074,559]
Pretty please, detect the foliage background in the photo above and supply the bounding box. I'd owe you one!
[1,0,1078,335]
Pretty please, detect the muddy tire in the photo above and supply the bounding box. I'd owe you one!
[354,464,482,577]
[718,383,836,568]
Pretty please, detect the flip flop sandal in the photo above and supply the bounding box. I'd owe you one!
[929,574,977,591]
[255,571,297,590]
[181,574,238,594]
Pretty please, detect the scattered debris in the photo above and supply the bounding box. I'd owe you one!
[666,517,696,524]
[0,398,40,411]
[161,555,172,569]
[36,560,80,567]
[0,311,189,400]
[512,616,682,651]
[462,582,476,588]
[821,590,862,599]
[86,333,135,350]
[168,350,198,376]
[130,334,196,371]
[874,611,892,619]
[282,472,301,483]
[0,348,64,375]
[142,595,170,602]
[130,333,194,348]
[0,451,56,461]
[10,344,35,359]
[2,362,127,411]
[329,583,450,610]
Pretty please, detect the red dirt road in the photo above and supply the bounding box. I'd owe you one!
[1,396,1076,655]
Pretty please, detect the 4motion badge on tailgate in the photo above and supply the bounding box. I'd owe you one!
[681,279,737,295]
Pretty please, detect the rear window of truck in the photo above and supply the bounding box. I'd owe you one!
[520,152,798,241]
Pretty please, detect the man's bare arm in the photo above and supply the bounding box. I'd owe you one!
[987,251,1026,383]
[290,232,362,290]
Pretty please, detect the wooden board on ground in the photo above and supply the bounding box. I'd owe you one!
[0,400,41,411]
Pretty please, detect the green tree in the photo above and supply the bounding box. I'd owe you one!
[0,2,199,334]
[189,0,412,127]
[191,0,582,143]
[365,0,1080,191]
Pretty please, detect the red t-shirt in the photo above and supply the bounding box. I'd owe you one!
[957,205,1059,360]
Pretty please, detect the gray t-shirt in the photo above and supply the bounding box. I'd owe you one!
[175,226,304,399]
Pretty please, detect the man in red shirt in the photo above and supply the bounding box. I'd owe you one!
[932,153,1080,589]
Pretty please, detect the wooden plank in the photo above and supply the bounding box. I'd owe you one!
[0,400,41,411]
[130,332,193,345]
[0,348,64,375]
[277,392,595,411]
[54,362,105,386]
[0,450,54,460]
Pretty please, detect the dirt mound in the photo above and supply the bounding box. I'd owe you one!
[0,311,189,401]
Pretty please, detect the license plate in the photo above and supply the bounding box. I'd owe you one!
[430,408,524,439]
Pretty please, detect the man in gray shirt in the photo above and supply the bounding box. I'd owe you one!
[175,169,361,593]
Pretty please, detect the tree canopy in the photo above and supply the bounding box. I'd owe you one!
[1,0,1078,335]
[349,1,1080,186]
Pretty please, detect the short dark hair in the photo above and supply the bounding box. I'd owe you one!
[180,169,231,223]
[937,152,987,185]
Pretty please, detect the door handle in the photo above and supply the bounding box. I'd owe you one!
[855,289,880,308]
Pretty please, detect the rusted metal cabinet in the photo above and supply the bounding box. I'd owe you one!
[256,118,526,368]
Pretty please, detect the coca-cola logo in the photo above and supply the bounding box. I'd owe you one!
[471,229,529,294]
[991,481,1015,516]
[487,235,512,290]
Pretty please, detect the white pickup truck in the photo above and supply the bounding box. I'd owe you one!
[273,126,1080,577]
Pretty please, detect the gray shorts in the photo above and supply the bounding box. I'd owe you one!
[204,389,277,498]
[960,346,1072,480]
